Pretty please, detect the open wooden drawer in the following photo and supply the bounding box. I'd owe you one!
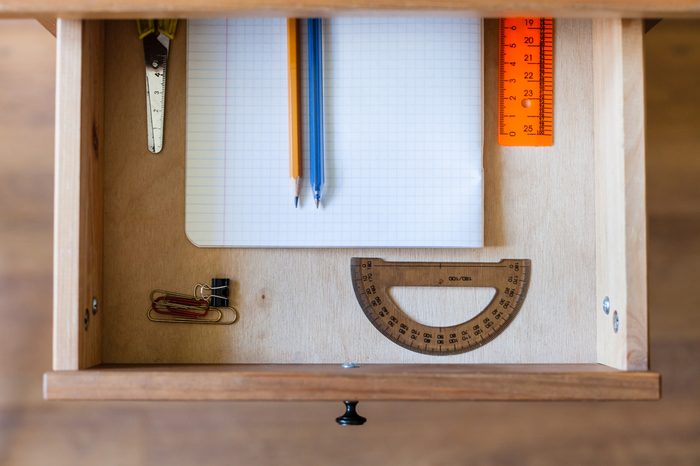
[44,17,660,401]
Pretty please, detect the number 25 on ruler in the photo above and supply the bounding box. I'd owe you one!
[498,18,554,146]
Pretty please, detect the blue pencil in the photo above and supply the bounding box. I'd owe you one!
[307,18,325,208]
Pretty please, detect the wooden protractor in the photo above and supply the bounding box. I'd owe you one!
[351,258,531,355]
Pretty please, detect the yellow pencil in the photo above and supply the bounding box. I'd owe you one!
[287,18,302,207]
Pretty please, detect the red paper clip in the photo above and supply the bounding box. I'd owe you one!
[150,290,210,319]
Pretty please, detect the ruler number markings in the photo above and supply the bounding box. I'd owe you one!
[498,18,554,146]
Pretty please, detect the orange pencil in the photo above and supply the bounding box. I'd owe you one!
[287,18,302,207]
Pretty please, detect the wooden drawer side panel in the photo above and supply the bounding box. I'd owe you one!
[593,19,648,370]
[53,19,104,370]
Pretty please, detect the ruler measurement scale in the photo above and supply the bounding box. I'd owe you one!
[498,18,554,146]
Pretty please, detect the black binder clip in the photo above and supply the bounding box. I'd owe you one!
[194,278,230,307]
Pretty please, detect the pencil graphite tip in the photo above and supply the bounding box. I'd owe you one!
[292,178,301,208]
[315,198,320,208]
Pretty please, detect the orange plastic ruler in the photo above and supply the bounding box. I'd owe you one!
[498,18,554,146]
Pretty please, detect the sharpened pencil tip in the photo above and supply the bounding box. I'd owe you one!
[315,199,320,208]
[294,196,299,208]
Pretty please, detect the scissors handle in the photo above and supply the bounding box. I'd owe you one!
[137,19,155,39]
[137,19,178,40]
[157,20,178,40]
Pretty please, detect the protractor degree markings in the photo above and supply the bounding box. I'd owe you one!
[351,258,532,356]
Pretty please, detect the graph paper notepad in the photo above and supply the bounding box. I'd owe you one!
[186,18,483,248]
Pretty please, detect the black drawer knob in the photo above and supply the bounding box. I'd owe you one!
[335,401,366,426]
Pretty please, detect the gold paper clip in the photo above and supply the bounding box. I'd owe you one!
[147,283,238,325]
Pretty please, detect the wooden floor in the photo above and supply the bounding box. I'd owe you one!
[0,19,699,465]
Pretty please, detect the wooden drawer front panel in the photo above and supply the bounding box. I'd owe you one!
[45,364,660,401]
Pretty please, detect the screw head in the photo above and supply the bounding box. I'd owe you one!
[603,296,611,315]
[92,296,98,315]
[341,362,359,369]
[613,311,620,333]
[152,60,159,69]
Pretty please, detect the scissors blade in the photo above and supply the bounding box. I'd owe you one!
[143,33,170,153]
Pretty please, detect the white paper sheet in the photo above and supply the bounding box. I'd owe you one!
[186,18,483,247]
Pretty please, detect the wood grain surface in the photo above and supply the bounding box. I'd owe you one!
[592,19,648,371]
[52,19,104,370]
[1,0,700,18]
[43,364,660,401]
[1,18,699,466]
[35,16,55,35]
[98,19,598,365]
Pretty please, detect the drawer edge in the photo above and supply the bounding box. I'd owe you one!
[44,364,661,401]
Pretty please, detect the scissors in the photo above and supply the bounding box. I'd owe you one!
[137,19,177,154]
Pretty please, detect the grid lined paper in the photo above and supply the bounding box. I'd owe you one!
[186,18,483,247]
